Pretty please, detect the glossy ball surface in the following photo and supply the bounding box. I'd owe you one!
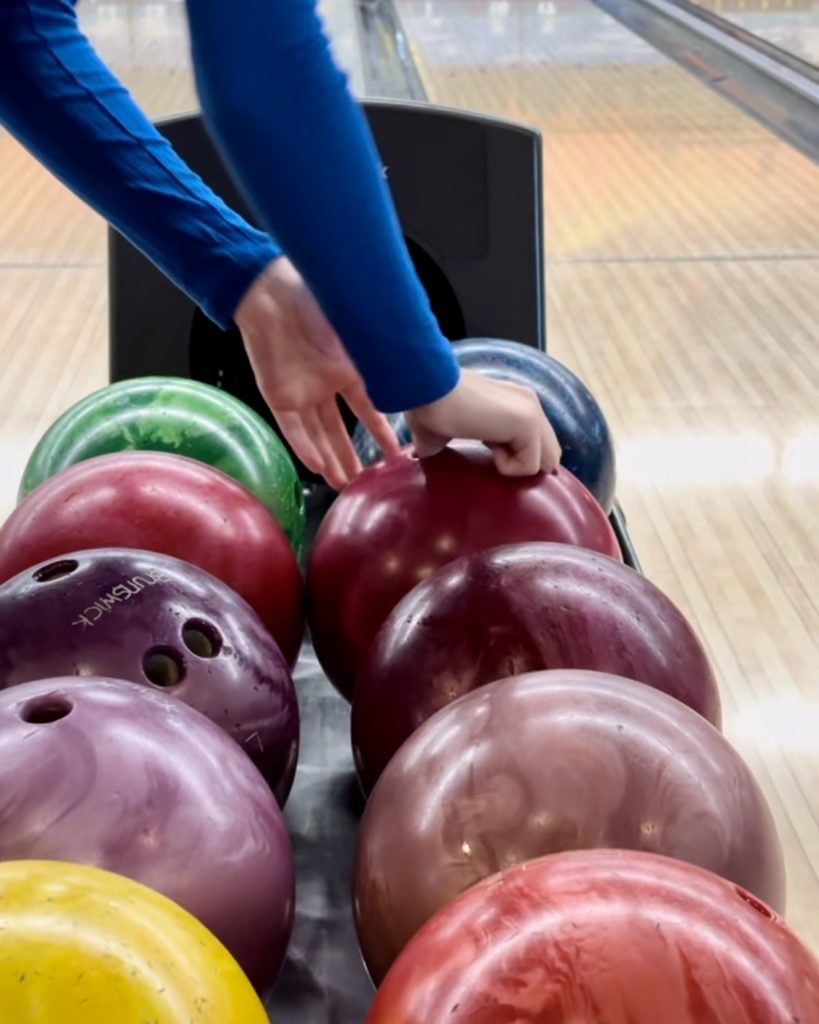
[354,670,784,982]
[366,850,818,1023]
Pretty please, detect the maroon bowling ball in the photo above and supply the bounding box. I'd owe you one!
[0,676,294,993]
[308,443,620,701]
[0,548,298,804]
[366,850,818,1023]
[352,542,722,793]
[354,670,785,983]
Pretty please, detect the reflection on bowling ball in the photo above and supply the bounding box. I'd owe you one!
[352,336,616,510]
[18,376,306,553]
[0,860,269,1023]
[0,451,305,665]
[0,678,294,993]
[308,443,620,701]
[352,543,721,792]
[0,548,299,803]
[354,670,784,983]
[366,850,818,1023]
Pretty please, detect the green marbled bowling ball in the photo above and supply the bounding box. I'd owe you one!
[19,376,305,553]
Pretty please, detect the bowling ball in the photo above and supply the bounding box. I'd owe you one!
[308,444,620,701]
[352,337,616,510]
[352,542,721,792]
[19,376,306,553]
[0,548,298,802]
[0,677,294,993]
[354,670,785,983]
[0,860,269,1023]
[366,850,819,1023]
[0,451,305,665]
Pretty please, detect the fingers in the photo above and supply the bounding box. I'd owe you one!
[343,383,401,461]
[490,413,562,477]
[488,437,542,477]
[302,407,350,491]
[540,420,562,474]
[279,403,363,491]
[275,410,326,479]
[318,401,362,482]
[275,408,346,490]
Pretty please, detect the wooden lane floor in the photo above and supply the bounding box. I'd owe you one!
[399,0,819,951]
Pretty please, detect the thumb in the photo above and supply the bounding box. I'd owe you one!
[409,421,450,460]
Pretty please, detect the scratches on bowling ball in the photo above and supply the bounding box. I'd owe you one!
[244,731,265,755]
[735,887,775,920]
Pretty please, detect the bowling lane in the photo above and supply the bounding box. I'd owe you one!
[690,0,819,67]
[398,0,819,951]
[0,269,107,517]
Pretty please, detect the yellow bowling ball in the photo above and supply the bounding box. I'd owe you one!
[0,860,270,1023]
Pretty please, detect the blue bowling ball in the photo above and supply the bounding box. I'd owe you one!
[352,337,616,510]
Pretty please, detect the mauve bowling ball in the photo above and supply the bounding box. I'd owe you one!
[0,677,294,994]
[354,670,785,983]
[366,850,819,1023]
[0,451,304,665]
[308,444,620,701]
[0,548,298,803]
[18,376,306,553]
[352,542,721,792]
[352,337,616,510]
[0,860,270,1023]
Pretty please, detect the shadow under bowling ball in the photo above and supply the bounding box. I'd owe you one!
[365,849,818,1024]
[309,442,620,702]
[354,669,785,984]
[0,548,299,804]
[352,542,721,793]
[0,677,294,995]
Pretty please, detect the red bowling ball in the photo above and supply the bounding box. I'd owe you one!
[366,849,819,1023]
[0,451,304,664]
[0,676,294,994]
[354,670,784,983]
[352,542,721,793]
[308,443,620,700]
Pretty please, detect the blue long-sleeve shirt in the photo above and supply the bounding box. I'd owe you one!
[0,0,460,411]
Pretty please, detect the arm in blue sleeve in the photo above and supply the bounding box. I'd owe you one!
[0,0,278,329]
[185,0,460,412]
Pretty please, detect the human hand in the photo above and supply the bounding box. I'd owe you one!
[407,370,562,476]
[235,258,400,489]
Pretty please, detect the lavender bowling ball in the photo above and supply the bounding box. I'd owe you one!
[0,548,299,803]
[0,676,294,993]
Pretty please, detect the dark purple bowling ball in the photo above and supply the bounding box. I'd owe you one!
[352,542,722,793]
[354,670,785,983]
[0,676,294,993]
[0,548,298,803]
